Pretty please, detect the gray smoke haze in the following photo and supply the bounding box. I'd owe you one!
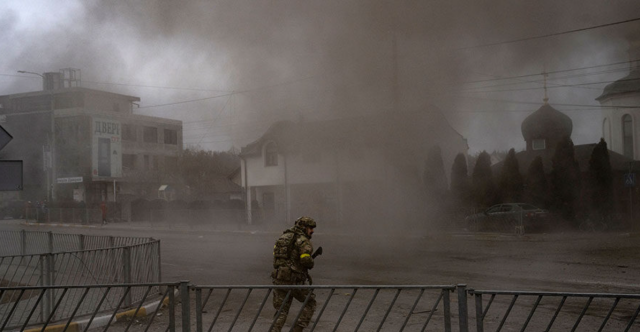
[1,0,640,152]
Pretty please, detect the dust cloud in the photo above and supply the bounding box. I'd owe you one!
[2,0,640,233]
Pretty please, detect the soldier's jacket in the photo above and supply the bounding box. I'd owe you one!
[272,226,314,283]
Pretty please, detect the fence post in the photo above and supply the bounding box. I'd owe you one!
[443,289,452,332]
[123,247,132,306]
[180,280,191,332]
[20,229,26,256]
[474,291,484,332]
[40,254,54,320]
[48,231,53,253]
[79,234,85,251]
[195,287,202,332]
[457,284,469,332]
[169,285,176,331]
[156,239,162,283]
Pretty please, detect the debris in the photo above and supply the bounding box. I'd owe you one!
[412,309,436,314]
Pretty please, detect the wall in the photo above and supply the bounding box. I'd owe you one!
[600,93,640,159]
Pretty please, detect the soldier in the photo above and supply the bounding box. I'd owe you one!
[271,216,318,332]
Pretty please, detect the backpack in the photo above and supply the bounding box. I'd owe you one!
[273,230,298,268]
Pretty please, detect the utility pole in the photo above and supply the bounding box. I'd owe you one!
[17,70,56,202]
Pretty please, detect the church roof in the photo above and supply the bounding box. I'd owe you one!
[521,103,573,141]
[596,69,640,101]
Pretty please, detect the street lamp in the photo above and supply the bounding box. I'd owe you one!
[17,70,56,202]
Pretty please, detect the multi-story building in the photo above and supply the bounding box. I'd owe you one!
[0,71,182,211]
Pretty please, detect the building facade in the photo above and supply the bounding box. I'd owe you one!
[597,39,640,160]
[0,77,182,212]
[240,109,469,228]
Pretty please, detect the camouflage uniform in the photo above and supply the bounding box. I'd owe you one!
[271,217,317,332]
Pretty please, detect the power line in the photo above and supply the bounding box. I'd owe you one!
[137,74,322,110]
[461,79,622,94]
[137,92,235,109]
[458,16,640,50]
[82,80,231,93]
[459,95,640,109]
[464,67,630,91]
[462,59,636,85]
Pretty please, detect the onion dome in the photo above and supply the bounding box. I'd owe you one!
[521,103,573,146]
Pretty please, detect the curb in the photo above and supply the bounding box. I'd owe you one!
[20,292,172,332]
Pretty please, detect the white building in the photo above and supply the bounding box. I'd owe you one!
[597,39,640,160]
[239,109,468,229]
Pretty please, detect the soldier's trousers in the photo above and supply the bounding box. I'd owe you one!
[271,285,316,331]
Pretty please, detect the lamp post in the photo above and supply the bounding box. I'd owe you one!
[17,70,56,202]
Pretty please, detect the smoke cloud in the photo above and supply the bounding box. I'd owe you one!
[1,0,639,152]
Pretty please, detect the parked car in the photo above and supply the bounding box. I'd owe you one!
[465,203,549,233]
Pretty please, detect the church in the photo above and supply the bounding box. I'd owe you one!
[597,39,640,160]
[495,45,640,224]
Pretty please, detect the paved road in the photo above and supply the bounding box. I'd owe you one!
[2,219,639,293]
[3,219,640,331]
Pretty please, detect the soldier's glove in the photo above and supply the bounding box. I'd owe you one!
[312,246,323,259]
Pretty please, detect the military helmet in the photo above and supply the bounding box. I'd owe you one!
[295,216,316,228]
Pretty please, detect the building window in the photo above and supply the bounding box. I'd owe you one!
[144,155,150,170]
[122,124,137,141]
[265,142,278,166]
[122,154,135,170]
[143,126,158,143]
[532,139,546,151]
[164,129,178,145]
[623,114,633,159]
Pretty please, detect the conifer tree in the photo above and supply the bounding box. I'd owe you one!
[499,148,523,203]
[471,151,498,208]
[587,138,613,217]
[550,136,581,223]
[450,153,470,205]
[524,156,548,208]
[423,146,448,198]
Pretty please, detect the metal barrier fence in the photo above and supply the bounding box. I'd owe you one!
[0,231,161,327]
[471,289,640,332]
[0,283,175,331]
[24,207,112,224]
[194,285,458,332]
[0,230,152,257]
[2,283,640,331]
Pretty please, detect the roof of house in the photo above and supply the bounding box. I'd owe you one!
[596,69,640,101]
[0,87,141,102]
[240,108,467,157]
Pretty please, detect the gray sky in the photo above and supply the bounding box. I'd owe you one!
[1,0,639,155]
